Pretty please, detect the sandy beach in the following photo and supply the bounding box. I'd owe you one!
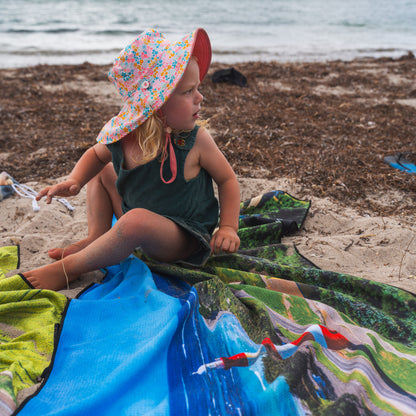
[0,56,415,294]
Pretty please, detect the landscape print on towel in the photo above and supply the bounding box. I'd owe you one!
[0,191,415,415]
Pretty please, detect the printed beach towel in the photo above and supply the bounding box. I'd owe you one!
[0,191,415,415]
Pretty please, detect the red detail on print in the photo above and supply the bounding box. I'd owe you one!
[319,325,351,350]
[221,353,249,370]
[291,331,315,346]
[262,338,282,360]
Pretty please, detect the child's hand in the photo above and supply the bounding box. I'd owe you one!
[210,226,240,254]
[36,178,81,204]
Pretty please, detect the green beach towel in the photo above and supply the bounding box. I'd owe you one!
[0,247,67,413]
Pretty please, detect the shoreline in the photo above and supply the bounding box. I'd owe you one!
[1,49,415,71]
[0,57,415,294]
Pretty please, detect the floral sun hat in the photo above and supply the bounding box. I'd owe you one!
[96,28,212,145]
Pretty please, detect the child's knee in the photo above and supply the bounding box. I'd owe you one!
[100,163,117,183]
[88,164,113,187]
[118,208,154,237]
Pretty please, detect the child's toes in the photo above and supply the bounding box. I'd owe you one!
[48,248,62,259]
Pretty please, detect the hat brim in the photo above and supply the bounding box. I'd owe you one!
[191,28,212,82]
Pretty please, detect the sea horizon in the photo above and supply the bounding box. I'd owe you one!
[1,0,415,68]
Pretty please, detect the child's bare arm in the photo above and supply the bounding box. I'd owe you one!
[37,143,112,203]
[212,175,241,253]
[196,128,240,254]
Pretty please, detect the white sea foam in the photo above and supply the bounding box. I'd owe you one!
[0,0,415,68]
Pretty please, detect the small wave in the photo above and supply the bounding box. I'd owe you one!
[1,48,122,57]
[339,20,367,28]
[92,29,145,36]
[213,47,278,56]
[6,28,79,34]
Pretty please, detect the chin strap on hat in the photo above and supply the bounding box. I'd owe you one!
[160,126,177,184]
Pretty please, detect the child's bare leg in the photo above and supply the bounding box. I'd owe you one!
[24,208,199,290]
[48,164,123,259]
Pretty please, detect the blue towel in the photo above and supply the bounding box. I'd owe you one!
[18,257,182,415]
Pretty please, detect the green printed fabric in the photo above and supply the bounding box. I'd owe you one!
[138,190,416,416]
[0,246,19,280]
[0,252,67,410]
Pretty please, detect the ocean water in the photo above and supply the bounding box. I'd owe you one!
[0,0,415,68]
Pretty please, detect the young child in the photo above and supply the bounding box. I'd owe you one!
[23,28,240,291]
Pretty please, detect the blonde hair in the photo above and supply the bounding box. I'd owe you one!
[134,112,165,164]
[134,115,209,164]
[133,56,208,163]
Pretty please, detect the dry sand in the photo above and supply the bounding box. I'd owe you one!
[1,175,415,296]
[0,58,415,294]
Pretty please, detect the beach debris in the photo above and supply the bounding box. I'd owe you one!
[384,152,416,174]
[211,67,247,87]
[0,172,13,186]
[0,172,16,202]
[10,180,74,213]
[11,183,41,212]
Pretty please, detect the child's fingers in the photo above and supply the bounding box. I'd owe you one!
[210,235,219,253]
[222,239,239,254]
[227,241,236,253]
[232,236,240,252]
[210,230,240,254]
[38,185,63,203]
[37,181,79,203]
[36,187,51,201]
[42,189,55,204]
[46,190,57,204]
[210,233,222,254]
[220,239,231,253]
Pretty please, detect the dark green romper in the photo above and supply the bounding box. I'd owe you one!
[107,126,219,266]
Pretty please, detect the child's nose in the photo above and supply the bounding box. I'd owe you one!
[195,90,203,103]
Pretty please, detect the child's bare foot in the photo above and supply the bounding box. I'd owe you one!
[23,260,77,291]
[48,238,91,260]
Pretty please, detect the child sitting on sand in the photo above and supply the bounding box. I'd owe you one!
[23,28,240,291]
